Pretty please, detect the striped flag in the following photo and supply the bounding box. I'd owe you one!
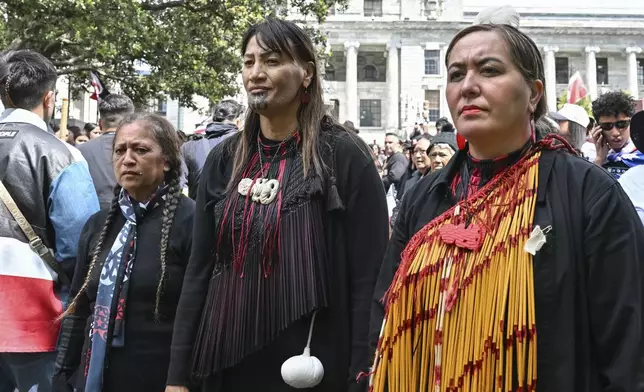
[89,71,110,102]
[567,71,588,104]
[0,237,62,351]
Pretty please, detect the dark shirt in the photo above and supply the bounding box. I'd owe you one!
[180,122,238,199]
[371,147,644,391]
[78,133,117,210]
[382,151,408,196]
[53,196,195,392]
[603,159,630,179]
[168,128,389,392]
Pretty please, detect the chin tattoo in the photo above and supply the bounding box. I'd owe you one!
[248,94,268,111]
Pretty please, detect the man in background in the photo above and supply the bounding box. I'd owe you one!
[77,94,134,209]
[591,91,644,178]
[382,132,408,197]
[181,99,243,199]
[0,49,99,391]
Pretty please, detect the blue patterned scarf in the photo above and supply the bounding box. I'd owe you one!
[607,140,644,167]
[84,186,168,392]
[605,140,644,179]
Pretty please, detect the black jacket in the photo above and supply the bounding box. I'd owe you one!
[0,121,99,280]
[78,132,117,210]
[180,123,238,199]
[382,152,408,196]
[371,147,644,391]
[53,196,195,392]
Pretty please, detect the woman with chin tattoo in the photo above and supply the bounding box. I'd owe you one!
[165,18,389,392]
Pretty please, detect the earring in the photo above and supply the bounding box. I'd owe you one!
[300,87,310,104]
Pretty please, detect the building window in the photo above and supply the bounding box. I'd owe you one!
[424,50,440,75]
[596,58,609,85]
[330,99,340,120]
[359,99,381,127]
[363,0,382,16]
[325,64,336,81]
[157,98,167,115]
[555,57,569,84]
[363,65,378,81]
[424,90,440,122]
[638,59,644,85]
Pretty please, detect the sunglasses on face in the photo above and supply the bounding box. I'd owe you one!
[599,119,630,132]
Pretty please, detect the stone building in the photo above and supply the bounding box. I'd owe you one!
[318,0,644,141]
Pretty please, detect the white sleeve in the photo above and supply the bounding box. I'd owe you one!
[619,166,644,226]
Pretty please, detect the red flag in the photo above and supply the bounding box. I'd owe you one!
[89,71,109,102]
[567,71,588,104]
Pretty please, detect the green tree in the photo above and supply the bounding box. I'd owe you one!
[0,0,342,107]
[557,90,594,118]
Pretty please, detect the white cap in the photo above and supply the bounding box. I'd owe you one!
[550,103,590,128]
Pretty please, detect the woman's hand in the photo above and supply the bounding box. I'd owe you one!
[591,126,609,165]
[165,386,189,392]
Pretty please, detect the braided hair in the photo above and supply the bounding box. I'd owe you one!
[63,185,122,317]
[64,113,184,320]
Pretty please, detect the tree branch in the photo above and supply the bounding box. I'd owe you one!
[53,55,91,67]
[140,0,186,11]
[57,64,98,75]
[7,37,24,50]
[43,33,76,57]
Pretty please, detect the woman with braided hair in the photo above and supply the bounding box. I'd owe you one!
[368,8,644,392]
[51,113,195,392]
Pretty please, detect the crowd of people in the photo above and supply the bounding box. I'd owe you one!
[0,7,643,392]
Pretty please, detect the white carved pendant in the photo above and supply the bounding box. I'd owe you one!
[251,178,268,203]
[259,179,280,205]
[238,177,280,204]
[238,178,254,196]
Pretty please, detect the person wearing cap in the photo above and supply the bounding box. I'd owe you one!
[618,110,644,225]
[342,120,359,134]
[591,91,644,178]
[427,131,457,171]
[549,103,589,152]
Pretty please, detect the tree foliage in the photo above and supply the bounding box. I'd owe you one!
[0,0,341,107]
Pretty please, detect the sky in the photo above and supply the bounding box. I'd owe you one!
[463,0,644,13]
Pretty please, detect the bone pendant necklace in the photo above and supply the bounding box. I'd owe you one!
[237,134,291,204]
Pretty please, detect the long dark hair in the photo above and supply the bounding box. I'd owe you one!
[445,24,547,120]
[65,113,183,319]
[228,18,330,191]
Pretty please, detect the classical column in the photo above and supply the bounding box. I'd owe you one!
[439,43,450,122]
[543,46,559,112]
[386,41,400,129]
[585,46,600,100]
[344,41,360,125]
[626,47,642,99]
